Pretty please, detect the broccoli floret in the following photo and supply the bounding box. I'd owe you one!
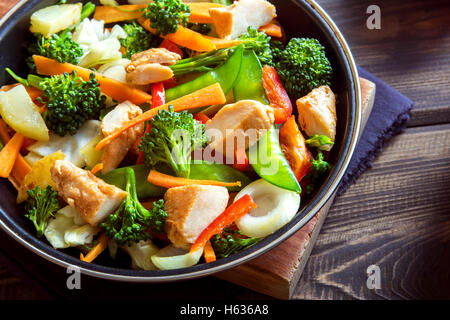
[142,0,191,36]
[305,150,332,194]
[211,228,260,259]
[239,27,274,66]
[305,134,334,148]
[99,168,168,246]
[139,105,207,178]
[38,70,106,136]
[120,22,161,59]
[24,186,61,238]
[26,29,84,72]
[273,38,333,98]
[170,27,273,76]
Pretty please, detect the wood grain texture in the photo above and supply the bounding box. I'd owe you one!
[317,0,450,127]
[294,123,450,299]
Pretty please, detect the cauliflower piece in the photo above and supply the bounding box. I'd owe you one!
[296,85,337,151]
[44,206,100,249]
[123,240,160,271]
[27,120,101,168]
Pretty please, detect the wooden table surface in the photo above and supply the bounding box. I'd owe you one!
[1,0,449,300]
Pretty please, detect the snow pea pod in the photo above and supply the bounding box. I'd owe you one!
[233,51,301,193]
[165,45,244,102]
[98,160,251,198]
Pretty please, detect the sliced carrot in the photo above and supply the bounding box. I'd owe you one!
[33,55,152,105]
[96,83,226,151]
[0,133,24,178]
[203,240,217,263]
[138,18,216,52]
[0,118,31,184]
[11,156,32,185]
[80,233,109,263]
[147,170,241,189]
[259,23,283,38]
[93,4,145,24]
[94,3,222,24]
[203,35,243,49]
[0,119,11,144]
[188,3,224,24]
[90,163,104,175]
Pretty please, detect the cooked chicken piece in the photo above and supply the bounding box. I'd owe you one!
[51,160,127,226]
[125,48,181,85]
[296,85,337,151]
[164,185,229,249]
[101,101,144,173]
[126,64,174,86]
[209,0,276,39]
[205,100,275,157]
[130,48,181,66]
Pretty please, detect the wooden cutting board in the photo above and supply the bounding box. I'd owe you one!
[216,78,376,299]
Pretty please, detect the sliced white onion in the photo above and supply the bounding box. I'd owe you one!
[151,245,203,270]
[234,179,301,238]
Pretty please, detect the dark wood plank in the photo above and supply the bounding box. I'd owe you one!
[316,0,450,127]
[294,123,450,299]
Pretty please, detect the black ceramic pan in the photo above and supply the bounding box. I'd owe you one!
[0,0,361,282]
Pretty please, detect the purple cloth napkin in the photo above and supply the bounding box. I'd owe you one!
[337,67,414,195]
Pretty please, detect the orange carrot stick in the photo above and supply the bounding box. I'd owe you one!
[95,83,226,151]
[203,240,216,263]
[202,35,243,49]
[138,18,215,52]
[0,120,31,184]
[80,233,109,263]
[94,3,223,24]
[0,133,24,178]
[0,119,11,144]
[188,3,224,24]
[33,55,152,105]
[93,4,145,23]
[147,170,241,189]
[259,23,283,38]
[90,163,104,175]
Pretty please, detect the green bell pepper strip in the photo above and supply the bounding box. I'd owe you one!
[97,161,252,199]
[233,51,302,193]
[165,45,244,102]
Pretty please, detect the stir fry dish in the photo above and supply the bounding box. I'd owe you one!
[0,0,337,270]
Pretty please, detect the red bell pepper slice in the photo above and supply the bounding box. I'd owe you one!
[232,147,248,172]
[279,115,313,182]
[159,39,184,58]
[136,82,165,164]
[190,194,257,253]
[262,65,293,124]
[151,82,165,109]
[193,111,210,124]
